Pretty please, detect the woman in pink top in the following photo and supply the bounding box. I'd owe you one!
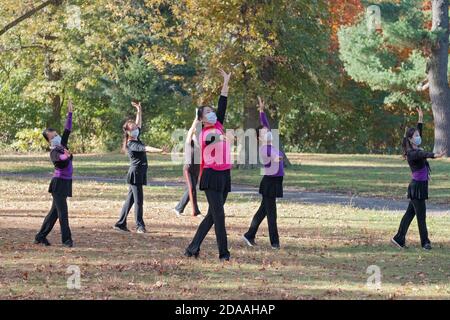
[185,69,232,262]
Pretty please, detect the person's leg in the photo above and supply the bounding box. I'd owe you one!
[244,198,266,241]
[393,201,416,246]
[35,198,58,241]
[206,189,230,259]
[53,193,72,244]
[175,189,190,214]
[412,199,430,247]
[115,185,134,228]
[190,170,201,215]
[131,184,145,229]
[265,196,280,246]
[186,205,214,255]
[175,168,192,214]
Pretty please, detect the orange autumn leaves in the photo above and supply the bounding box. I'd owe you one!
[329,0,364,52]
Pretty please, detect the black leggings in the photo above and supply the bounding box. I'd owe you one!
[36,193,72,243]
[186,189,229,259]
[244,196,279,246]
[394,199,430,247]
[116,184,145,229]
[175,168,200,215]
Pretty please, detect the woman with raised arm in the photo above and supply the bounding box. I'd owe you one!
[35,100,75,248]
[242,96,284,249]
[391,107,446,250]
[185,69,232,262]
[114,101,162,234]
[174,116,202,217]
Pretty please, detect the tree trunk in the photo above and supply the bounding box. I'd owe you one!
[44,51,63,126]
[428,0,450,154]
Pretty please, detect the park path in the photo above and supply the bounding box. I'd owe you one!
[1,172,449,215]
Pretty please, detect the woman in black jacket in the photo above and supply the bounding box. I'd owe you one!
[392,107,445,250]
[114,101,162,234]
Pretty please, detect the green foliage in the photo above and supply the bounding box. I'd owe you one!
[338,1,449,110]
[12,128,48,152]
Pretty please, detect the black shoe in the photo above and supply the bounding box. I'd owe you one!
[423,243,432,251]
[184,249,200,259]
[242,235,256,247]
[113,225,130,233]
[271,244,281,250]
[220,256,230,262]
[63,240,73,248]
[34,238,51,246]
[136,227,146,234]
[391,238,405,249]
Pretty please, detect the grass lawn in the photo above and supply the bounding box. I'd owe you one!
[0,176,449,299]
[1,152,450,203]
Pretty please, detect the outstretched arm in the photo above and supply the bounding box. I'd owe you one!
[258,96,270,129]
[132,101,143,128]
[61,100,73,148]
[217,69,231,124]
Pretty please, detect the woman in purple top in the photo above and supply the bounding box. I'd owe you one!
[243,96,284,249]
[392,107,446,251]
[35,100,75,248]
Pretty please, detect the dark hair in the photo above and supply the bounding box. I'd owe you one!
[42,128,56,142]
[402,127,417,159]
[122,120,135,153]
[197,105,215,121]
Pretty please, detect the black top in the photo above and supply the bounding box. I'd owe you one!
[406,123,434,173]
[50,128,73,169]
[205,95,227,146]
[126,128,148,185]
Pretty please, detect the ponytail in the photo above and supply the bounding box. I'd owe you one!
[402,127,417,159]
[122,120,134,153]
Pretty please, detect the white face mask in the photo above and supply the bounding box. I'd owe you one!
[51,135,62,147]
[205,112,217,125]
[130,128,139,138]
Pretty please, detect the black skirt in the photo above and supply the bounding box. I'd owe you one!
[200,168,231,193]
[126,166,148,185]
[48,177,72,197]
[407,179,428,200]
[259,175,284,198]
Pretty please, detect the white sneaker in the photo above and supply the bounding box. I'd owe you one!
[173,209,183,217]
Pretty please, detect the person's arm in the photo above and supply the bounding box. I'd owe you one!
[417,107,423,137]
[61,100,73,148]
[217,69,231,124]
[186,118,199,145]
[408,149,435,161]
[257,96,271,129]
[145,146,163,153]
[132,101,142,129]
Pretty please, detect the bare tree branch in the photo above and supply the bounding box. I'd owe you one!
[0,0,63,37]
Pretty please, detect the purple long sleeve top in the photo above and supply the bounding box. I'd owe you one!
[259,111,284,177]
[52,112,73,180]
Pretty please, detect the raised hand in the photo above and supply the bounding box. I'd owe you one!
[219,69,231,84]
[257,96,265,112]
[417,107,423,122]
[68,100,73,113]
[131,101,142,110]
